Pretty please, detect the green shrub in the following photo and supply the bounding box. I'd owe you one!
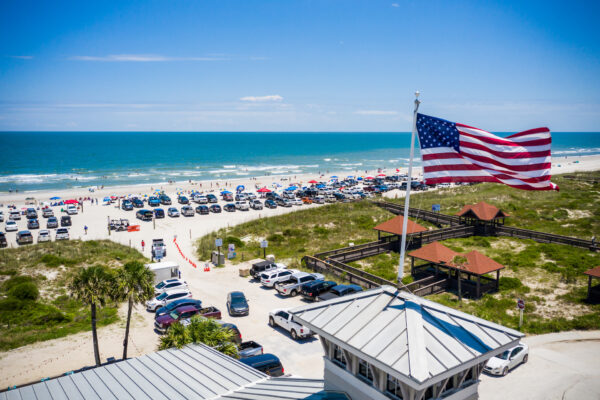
[2,275,34,292]
[225,236,244,249]
[267,233,284,243]
[8,282,39,301]
[313,226,329,235]
[499,277,523,291]
[0,297,26,312]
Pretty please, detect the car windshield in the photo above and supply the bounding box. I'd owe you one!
[497,350,510,360]
[156,292,168,300]
[156,282,166,289]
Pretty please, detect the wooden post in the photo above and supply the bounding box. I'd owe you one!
[477,275,481,298]
[496,270,500,291]
[410,257,414,276]
[588,276,593,300]
[458,270,462,302]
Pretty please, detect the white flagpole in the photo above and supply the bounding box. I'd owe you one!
[398,91,420,284]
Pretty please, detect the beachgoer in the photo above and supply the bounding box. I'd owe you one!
[141,240,145,251]
[84,225,88,235]
[593,236,597,247]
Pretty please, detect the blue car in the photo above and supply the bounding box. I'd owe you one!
[155,298,202,318]
[154,208,165,218]
[148,196,161,207]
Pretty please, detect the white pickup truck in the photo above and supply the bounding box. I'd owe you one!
[268,309,312,340]
[274,272,324,297]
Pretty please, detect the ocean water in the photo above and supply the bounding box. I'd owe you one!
[0,131,598,192]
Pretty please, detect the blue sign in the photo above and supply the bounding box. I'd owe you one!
[432,204,441,212]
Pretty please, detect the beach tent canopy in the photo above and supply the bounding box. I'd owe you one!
[308,180,318,184]
[357,177,363,180]
[64,199,78,204]
[50,196,61,200]
[286,186,298,191]
[378,173,386,177]
[236,185,245,192]
[257,187,271,193]
[330,175,338,179]
[221,190,232,194]
[316,184,326,188]
[366,176,375,179]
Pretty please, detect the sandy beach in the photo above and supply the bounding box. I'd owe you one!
[0,153,599,389]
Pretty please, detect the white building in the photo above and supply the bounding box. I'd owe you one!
[290,285,524,400]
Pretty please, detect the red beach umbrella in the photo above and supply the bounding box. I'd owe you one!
[308,180,318,184]
[64,199,79,204]
[257,187,271,193]
[377,173,386,177]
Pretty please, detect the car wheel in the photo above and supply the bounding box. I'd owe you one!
[269,316,275,327]
[522,354,528,364]
[291,289,297,297]
[502,367,508,376]
[291,329,298,340]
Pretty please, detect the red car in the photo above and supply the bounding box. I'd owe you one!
[154,305,221,333]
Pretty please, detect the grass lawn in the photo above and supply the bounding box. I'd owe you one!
[0,240,147,351]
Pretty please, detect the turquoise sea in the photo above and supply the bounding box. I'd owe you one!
[0,132,599,192]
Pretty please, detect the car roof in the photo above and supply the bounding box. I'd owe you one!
[18,230,32,235]
[173,305,199,313]
[229,291,245,297]
[240,353,281,365]
[164,288,190,295]
[166,298,200,308]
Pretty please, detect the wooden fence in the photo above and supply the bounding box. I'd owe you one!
[303,255,393,289]
[372,201,461,225]
[496,225,597,251]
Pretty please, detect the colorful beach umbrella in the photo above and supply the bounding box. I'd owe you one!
[221,190,232,194]
[377,173,386,177]
[308,180,318,184]
[236,185,245,192]
[50,196,61,200]
[64,199,78,204]
[257,187,271,193]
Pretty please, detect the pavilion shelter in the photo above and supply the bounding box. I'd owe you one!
[455,202,509,235]
[584,266,600,303]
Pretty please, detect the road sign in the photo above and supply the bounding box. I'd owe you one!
[260,240,268,248]
[215,238,223,247]
[432,204,441,212]
[228,243,235,252]
[517,299,525,310]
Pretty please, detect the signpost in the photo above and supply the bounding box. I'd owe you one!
[228,243,236,259]
[432,204,441,212]
[215,238,223,265]
[517,299,525,328]
[260,240,268,259]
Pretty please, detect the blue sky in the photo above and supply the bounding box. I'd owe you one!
[1,0,599,131]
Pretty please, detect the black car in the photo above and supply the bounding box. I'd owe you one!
[219,321,242,344]
[159,195,172,205]
[265,199,277,209]
[178,196,189,204]
[300,280,337,301]
[196,205,209,215]
[224,203,236,212]
[227,291,249,316]
[240,354,284,377]
[209,204,222,213]
[132,198,144,208]
[60,215,72,227]
[121,200,133,211]
[27,219,40,229]
[265,192,278,200]
[136,209,153,221]
[0,232,7,248]
[154,208,165,218]
[317,284,363,301]
[206,194,218,203]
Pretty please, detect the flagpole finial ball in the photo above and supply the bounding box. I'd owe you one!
[415,91,420,98]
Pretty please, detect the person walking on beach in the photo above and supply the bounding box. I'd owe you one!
[84,225,88,235]
[141,240,145,252]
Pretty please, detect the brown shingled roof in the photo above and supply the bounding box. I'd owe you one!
[456,201,509,221]
[373,215,428,236]
[584,266,600,279]
[408,241,505,275]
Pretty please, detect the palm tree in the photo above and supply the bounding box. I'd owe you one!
[69,265,115,366]
[118,261,155,360]
[158,316,239,358]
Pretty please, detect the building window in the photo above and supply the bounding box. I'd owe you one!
[332,344,346,367]
[358,359,374,383]
[385,375,403,399]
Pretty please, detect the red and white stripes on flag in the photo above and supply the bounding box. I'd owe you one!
[417,113,558,191]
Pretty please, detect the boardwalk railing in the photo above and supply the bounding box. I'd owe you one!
[303,255,393,290]
[314,234,398,260]
[372,201,461,225]
[496,225,598,251]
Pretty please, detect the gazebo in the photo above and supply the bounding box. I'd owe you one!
[373,215,427,240]
[456,202,509,234]
[584,266,600,302]
[408,241,505,298]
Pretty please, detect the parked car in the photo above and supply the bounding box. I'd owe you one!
[151,239,167,260]
[209,204,222,213]
[235,201,249,211]
[222,192,234,202]
[196,205,209,215]
[276,198,292,207]
[260,269,297,288]
[181,206,195,216]
[317,284,363,301]
[0,232,7,247]
[206,194,218,203]
[154,208,165,218]
[60,215,72,227]
[154,305,221,334]
[159,195,172,205]
[148,196,160,207]
[132,198,144,208]
[26,208,38,219]
[167,207,180,217]
[238,341,263,358]
[0,211,4,222]
[146,289,192,312]
[27,218,39,229]
[250,261,287,279]
[155,278,187,295]
[302,197,313,205]
[227,291,249,316]
[484,343,529,376]
[66,204,78,215]
[155,298,203,318]
[42,208,54,218]
[240,354,284,377]
[16,230,34,245]
[136,209,153,221]
[249,199,263,210]
[194,195,208,204]
[224,203,236,212]
[301,280,338,301]
[9,210,21,220]
[290,198,303,206]
[178,195,189,204]
[265,199,277,209]
[268,309,312,340]
[275,272,325,297]
[5,220,18,232]
[55,228,70,240]
[38,229,51,243]
[121,200,133,211]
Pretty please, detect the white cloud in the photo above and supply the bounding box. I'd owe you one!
[69,54,227,62]
[7,55,33,59]
[355,110,398,115]
[240,95,284,102]
[391,3,400,7]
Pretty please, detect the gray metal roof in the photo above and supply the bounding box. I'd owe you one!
[1,344,267,400]
[290,285,524,387]
[219,378,326,399]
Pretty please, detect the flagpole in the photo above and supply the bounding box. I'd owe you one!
[398,91,420,284]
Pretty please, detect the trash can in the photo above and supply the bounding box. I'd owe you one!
[211,251,225,266]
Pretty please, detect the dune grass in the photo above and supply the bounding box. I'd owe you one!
[0,240,147,351]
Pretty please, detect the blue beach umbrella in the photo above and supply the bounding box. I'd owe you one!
[316,184,326,188]
[221,190,232,194]
[286,186,298,191]
[357,177,363,181]
[50,196,61,200]
[236,185,245,192]
[330,175,338,178]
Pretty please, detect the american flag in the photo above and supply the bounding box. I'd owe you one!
[416,113,558,191]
